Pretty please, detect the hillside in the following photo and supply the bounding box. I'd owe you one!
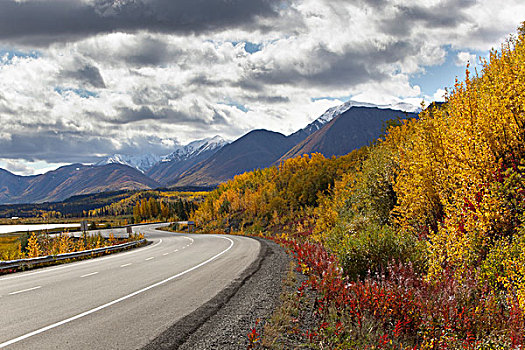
[280,106,418,161]
[193,27,525,348]
[146,136,227,186]
[0,164,160,205]
[173,129,301,186]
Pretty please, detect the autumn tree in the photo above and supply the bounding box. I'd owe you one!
[26,233,41,258]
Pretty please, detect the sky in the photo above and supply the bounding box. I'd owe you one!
[0,0,523,175]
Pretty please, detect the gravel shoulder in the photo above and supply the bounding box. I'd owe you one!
[142,236,290,350]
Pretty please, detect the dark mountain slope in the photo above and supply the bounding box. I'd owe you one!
[279,106,418,161]
[0,169,32,204]
[173,129,300,186]
[0,164,160,204]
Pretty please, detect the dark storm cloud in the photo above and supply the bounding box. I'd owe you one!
[63,64,106,88]
[111,106,165,124]
[382,0,476,36]
[0,0,284,45]
[244,40,416,88]
[107,104,231,126]
[124,37,171,66]
[0,130,175,163]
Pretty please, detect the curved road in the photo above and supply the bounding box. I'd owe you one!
[0,224,260,349]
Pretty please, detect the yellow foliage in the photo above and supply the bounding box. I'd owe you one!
[59,234,72,254]
[391,32,525,283]
[193,151,365,234]
[27,233,41,258]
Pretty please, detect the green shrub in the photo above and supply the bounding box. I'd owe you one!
[337,223,425,281]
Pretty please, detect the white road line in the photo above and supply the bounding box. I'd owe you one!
[80,272,98,278]
[173,249,178,252]
[145,257,155,261]
[9,286,41,295]
[0,238,163,282]
[0,236,234,349]
[120,263,132,268]
[163,253,169,256]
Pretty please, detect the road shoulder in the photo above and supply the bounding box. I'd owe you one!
[142,236,290,350]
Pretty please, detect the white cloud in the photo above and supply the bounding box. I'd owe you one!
[0,0,523,169]
[455,51,478,67]
[433,88,447,102]
[0,159,68,176]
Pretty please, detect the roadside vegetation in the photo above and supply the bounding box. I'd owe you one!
[1,230,145,261]
[0,189,204,261]
[193,24,525,348]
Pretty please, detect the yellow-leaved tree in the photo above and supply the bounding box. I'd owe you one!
[27,233,41,258]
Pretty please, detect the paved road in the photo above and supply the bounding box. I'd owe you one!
[0,224,260,349]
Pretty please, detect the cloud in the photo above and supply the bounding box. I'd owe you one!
[62,63,106,88]
[0,0,283,45]
[0,159,37,176]
[0,0,524,170]
[454,51,478,67]
[433,88,447,102]
[0,130,180,164]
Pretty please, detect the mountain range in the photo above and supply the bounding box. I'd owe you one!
[0,100,421,204]
[146,136,228,186]
[0,163,160,204]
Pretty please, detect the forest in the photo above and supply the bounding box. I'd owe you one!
[193,25,525,348]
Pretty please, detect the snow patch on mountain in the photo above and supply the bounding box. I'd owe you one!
[163,135,228,162]
[309,100,421,132]
[96,136,228,173]
[95,154,161,173]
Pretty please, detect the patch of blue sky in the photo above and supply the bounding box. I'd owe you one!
[230,41,263,54]
[0,49,41,64]
[218,101,249,113]
[311,95,351,102]
[410,46,488,98]
[54,87,99,99]
[243,42,262,54]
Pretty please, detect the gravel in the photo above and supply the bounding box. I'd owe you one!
[142,236,290,350]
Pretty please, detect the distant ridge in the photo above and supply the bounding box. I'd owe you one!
[288,100,420,141]
[0,100,421,203]
[0,163,160,205]
[166,102,420,187]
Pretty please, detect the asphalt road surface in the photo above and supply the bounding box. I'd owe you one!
[0,224,260,349]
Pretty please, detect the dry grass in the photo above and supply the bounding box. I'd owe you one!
[0,235,21,260]
[260,260,303,349]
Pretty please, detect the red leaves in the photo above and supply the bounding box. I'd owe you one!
[274,237,525,348]
[246,319,260,349]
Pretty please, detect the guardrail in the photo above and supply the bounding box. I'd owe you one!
[0,239,147,272]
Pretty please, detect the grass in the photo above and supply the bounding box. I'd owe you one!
[0,235,20,251]
[0,235,22,260]
[257,260,318,349]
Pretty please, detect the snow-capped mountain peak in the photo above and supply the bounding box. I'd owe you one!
[317,100,420,125]
[163,136,228,162]
[304,100,421,134]
[95,153,162,173]
[96,136,228,173]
